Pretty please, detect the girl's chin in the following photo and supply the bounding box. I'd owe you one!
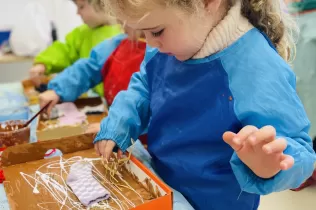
[174,54,191,61]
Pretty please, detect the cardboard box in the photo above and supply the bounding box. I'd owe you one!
[1,133,173,210]
[36,97,107,141]
[21,79,108,142]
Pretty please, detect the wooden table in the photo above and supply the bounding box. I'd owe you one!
[0,53,33,64]
[0,53,33,83]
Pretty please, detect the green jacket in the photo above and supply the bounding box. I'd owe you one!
[34,24,122,96]
[289,1,316,12]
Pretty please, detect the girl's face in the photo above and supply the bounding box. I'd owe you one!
[75,0,108,28]
[119,1,225,61]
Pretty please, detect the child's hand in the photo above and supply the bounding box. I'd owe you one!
[29,64,46,87]
[39,90,60,117]
[85,123,100,134]
[94,140,124,160]
[223,125,294,179]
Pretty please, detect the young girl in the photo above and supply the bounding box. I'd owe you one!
[38,25,149,144]
[29,0,121,96]
[39,25,145,116]
[93,0,316,209]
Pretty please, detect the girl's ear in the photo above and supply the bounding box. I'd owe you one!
[205,0,224,14]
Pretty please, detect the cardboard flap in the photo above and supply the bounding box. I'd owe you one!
[1,133,95,167]
[37,125,85,141]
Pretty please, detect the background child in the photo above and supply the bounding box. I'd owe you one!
[29,0,121,96]
[38,25,146,133]
[93,0,316,209]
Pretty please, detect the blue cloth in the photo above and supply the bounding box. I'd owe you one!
[48,34,127,102]
[0,82,37,210]
[95,28,316,210]
[29,105,40,143]
[129,140,195,210]
[0,82,39,142]
[0,83,28,122]
[0,184,9,210]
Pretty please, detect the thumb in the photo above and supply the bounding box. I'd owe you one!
[223,131,243,152]
[46,101,55,117]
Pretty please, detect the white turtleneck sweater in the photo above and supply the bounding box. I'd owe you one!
[193,0,253,59]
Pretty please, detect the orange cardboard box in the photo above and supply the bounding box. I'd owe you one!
[1,133,173,210]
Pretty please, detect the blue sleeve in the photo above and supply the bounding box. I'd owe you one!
[222,51,316,195]
[94,46,157,151]
[47,34,127,101]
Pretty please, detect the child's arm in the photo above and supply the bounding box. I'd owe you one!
[33,26,85,75]
[94,47,157,156]
[223,63,316,195]
[47,34,127,102]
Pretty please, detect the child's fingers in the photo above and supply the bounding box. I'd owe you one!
[98,141,107,158]
[235,125,258,144]
[280,154,294,170]
[248,126,276,146]
[31,76,41,87]
[223,131,235,141]
[94,143,101,156]
[39,99,49,115]
[117,149,124,159]
[103,140,116,161]
[262,138,287,154]
[46,103,55,117]
[223,131,243,151]
[46,100,58,117]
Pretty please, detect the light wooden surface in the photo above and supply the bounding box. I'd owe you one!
[0,54,33,83]
[259,187,316,210]
[0,53,33,64]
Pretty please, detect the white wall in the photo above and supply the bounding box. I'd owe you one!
[0,0,83,41]
[0,61,33,82]
[0,0,30,31]
[48,0,84,42]
[0,0,84,83]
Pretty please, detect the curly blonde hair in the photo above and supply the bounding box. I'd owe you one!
[241,0,298,62]
[101,0,298,62]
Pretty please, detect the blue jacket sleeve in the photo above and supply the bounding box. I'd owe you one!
[94,46,157,151]
[222,52,316,195]
[47,34,127,102]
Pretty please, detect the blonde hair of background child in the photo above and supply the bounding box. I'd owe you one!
[72,0,103,10]
[87,0,104,10]
[82,0,118,24]
[99,0,298,63]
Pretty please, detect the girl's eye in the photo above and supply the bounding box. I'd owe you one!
[77,4,85,9]
[151,29,164,37]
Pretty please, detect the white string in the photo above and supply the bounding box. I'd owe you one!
[20,156,146,210]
